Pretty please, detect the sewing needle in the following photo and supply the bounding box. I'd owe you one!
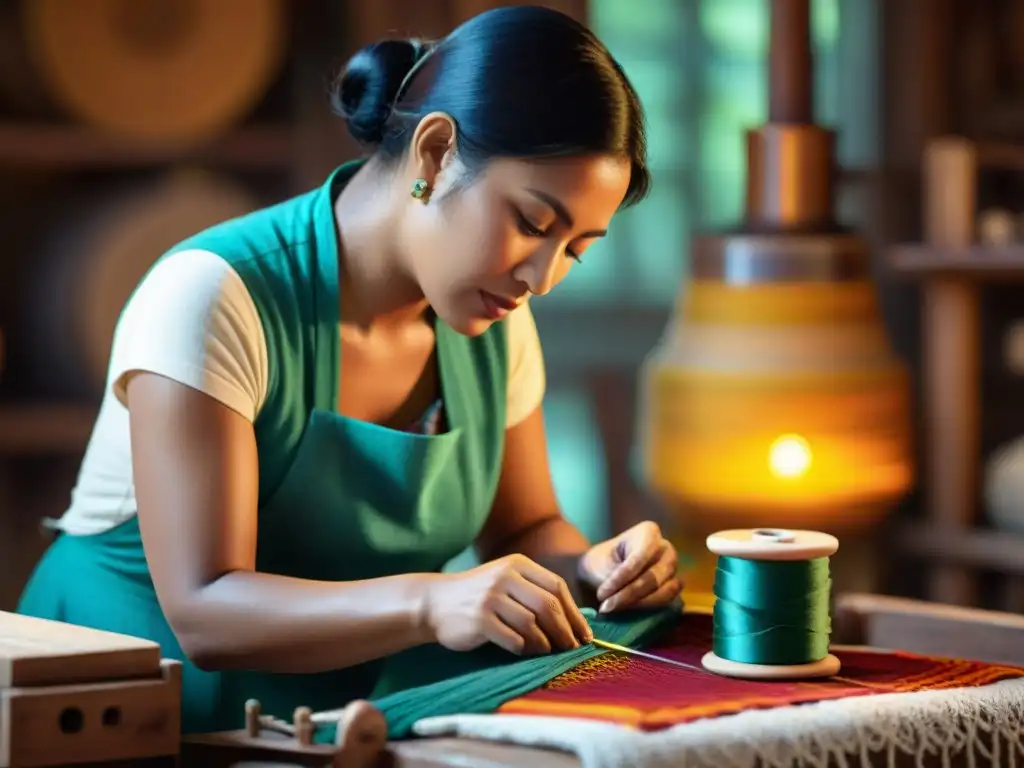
[591,638,705,673]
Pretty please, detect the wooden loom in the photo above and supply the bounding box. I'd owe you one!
[0,612,180,767]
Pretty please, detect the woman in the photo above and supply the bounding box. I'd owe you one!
[17,5,682,733]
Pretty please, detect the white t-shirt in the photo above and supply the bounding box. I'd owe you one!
[55,249,546,536]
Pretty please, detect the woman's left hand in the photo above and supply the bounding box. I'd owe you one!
[577,521,683,613]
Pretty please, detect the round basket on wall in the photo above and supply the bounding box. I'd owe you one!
[19,0,286,145]
[26,170,258,398]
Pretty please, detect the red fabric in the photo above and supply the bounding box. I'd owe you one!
[498,612,1024,729]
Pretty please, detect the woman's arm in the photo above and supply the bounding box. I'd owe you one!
[128,372,436,673]
[474,406,591,563]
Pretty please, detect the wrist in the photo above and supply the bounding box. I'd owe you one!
[408,573,442,645]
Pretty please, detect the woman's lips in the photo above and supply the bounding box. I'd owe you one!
[479,290,519,319]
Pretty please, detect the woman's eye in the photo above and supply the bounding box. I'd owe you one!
[515,209,583,264]
[515,212,545,238]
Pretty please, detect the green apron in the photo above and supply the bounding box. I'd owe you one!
[17,162,508,733]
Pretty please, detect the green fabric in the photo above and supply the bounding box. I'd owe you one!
[17,161,509,734]
[163,161,508,508]
[316,604,683,742]
[712,556,832,665]
[17,522,227,729]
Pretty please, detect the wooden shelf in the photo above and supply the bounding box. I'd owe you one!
[894,522,1024,576]
[0,404,96,455]
[976,140,1024,172]
[0,123,294,170]
[890,244,1024,280]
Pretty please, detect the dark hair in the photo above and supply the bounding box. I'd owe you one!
[331,6,650,206]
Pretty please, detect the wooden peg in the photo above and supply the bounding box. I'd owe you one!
[244,698,261,737]
[333,700,388,768]
[294,706,314,746]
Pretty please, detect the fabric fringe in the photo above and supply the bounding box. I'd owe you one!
[411,676,1024,767]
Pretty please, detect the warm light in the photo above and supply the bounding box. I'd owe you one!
[637,280,914,534]
[769,434,812,479]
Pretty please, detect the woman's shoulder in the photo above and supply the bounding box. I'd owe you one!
[131,248,257,320]
[111,248,269,421]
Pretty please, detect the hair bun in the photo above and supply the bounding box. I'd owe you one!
[332,39,433,146]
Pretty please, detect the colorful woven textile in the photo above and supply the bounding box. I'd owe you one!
[315,604,681,742]
[498,611,1024,729]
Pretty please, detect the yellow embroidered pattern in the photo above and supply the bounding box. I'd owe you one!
[543,653,632,689]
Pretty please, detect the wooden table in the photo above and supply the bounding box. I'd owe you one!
[180,593,1024,768]
[7,594,1024,766]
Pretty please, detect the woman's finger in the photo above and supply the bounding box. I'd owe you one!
[597,535,665,602]
[506,573,579,651]
[601,545,679,612]
[516,558,592,644]
[632,577,684,609]
[493,594,552,655]
[483,612,530,656]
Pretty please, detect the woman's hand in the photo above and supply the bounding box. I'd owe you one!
[577,521,683,613]
[422,554,593,656]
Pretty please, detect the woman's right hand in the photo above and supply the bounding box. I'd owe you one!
[423,554,594,656]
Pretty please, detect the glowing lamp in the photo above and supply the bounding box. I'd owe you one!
[638,275,913,534]
[635,0,914,590]
[769,434,812,480]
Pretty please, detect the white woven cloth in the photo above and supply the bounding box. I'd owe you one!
[412,677,1024,767]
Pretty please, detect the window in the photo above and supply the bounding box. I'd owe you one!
[536,0,877,540]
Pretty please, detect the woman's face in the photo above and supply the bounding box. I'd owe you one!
[408,153,632,336]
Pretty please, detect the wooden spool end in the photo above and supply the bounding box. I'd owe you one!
[705,527,840,561]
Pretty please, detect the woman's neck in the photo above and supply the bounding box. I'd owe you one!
[334,161,430,332]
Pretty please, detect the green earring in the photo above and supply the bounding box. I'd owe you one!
[410,178,430,202]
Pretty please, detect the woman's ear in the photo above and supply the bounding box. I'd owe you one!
[407,112,457,188]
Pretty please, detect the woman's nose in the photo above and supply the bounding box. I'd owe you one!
[511,246,561,296]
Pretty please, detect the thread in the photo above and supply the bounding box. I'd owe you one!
[712,555,832,665]
[702,528,840,679]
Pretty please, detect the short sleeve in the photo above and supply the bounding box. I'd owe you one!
[505,302,546,428]
[109,249,269,422]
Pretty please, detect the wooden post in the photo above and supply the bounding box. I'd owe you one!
[921,137,980,605]
[768,0,813,124]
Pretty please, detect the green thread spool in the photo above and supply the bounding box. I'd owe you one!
[701,528,842,680]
